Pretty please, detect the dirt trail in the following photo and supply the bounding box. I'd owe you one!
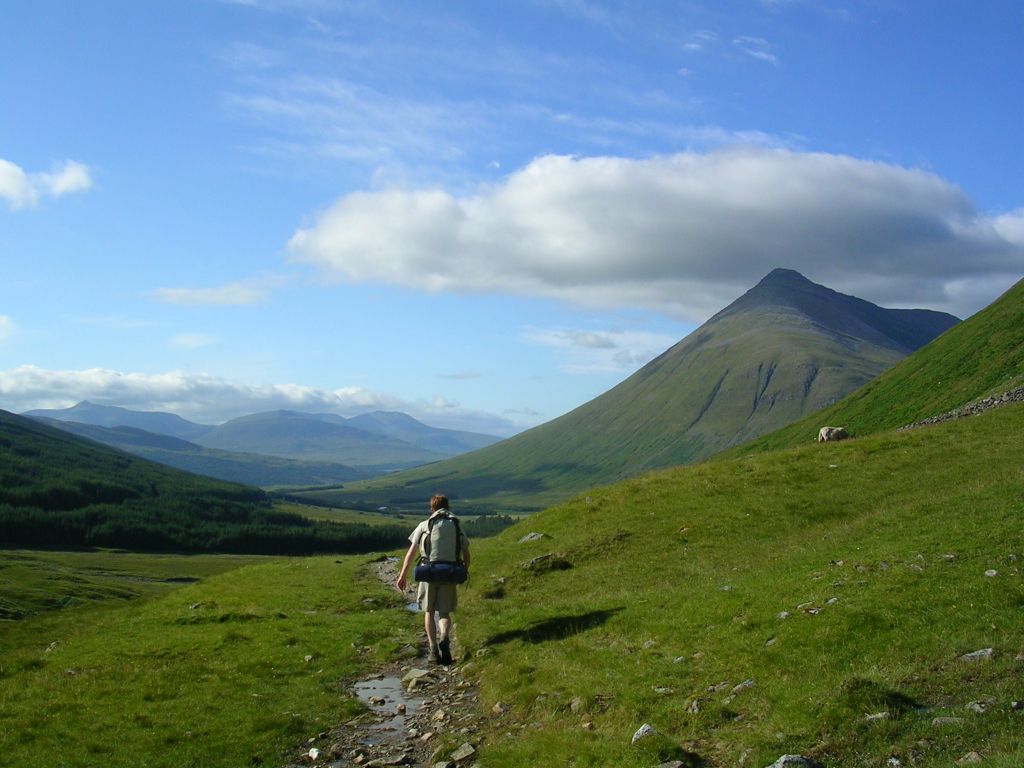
[282,557,486,768]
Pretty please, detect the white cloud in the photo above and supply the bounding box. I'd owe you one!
[0,160,35,209]
[0,315,15,342]
[39,160,93,197]
[0,365,522,436]
[287,148,1024,321]
[152,276,286,306]
[733,36,779,65]
[523,327,679,373]
[0,158,93,210]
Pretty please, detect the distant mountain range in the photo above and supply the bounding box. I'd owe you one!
[28,417,370,488]
[314,268,960,510]
[23,403,502,486]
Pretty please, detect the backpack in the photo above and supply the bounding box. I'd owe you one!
[420,512,463,563]
[414,512,468,584]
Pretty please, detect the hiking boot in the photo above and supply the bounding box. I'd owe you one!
[429,646,442,665]
[438,637,452,665]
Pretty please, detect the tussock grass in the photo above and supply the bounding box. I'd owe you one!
[0,554,416,767]
[458,405,1024,767]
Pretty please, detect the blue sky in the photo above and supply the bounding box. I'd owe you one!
[2,0,1022,435]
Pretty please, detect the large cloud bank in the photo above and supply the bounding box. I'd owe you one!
[288,148,1024,320]
[0,365,519,436]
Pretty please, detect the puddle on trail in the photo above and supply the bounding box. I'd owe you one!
[352,676,424,746]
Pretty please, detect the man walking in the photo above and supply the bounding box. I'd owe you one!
[396,494,470,665]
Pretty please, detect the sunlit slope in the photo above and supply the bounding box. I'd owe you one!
[318,269,956,509]
[732,275,1024,455]
[459,404,1024,767]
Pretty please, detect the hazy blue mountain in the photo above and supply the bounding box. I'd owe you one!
[24,401,213,441]
[193,410,449,469]
[346,411,501,454]
[31,418,368,488]
[22,403,502,474]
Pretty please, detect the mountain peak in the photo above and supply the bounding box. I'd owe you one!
[759,267,812,284]
[712,268,959,353]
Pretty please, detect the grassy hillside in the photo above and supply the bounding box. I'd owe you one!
[731,276,1024,455]
[0,552,416,767]
[308,270,956,513]
[0,409,406,555]
[455,404,1024,767]
[2,406,1020,766]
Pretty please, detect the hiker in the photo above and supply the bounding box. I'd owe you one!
[395,493,470,665]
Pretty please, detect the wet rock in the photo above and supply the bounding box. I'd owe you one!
[403,668,432,684]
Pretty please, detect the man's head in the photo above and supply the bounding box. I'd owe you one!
[430,493,449,512]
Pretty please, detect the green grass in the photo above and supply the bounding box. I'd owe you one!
[0,549,266,620]
[456,404,1024,767]
[276,501,419,526]
[0,552,416,768]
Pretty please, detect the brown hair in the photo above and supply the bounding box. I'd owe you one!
[430,493,449,512]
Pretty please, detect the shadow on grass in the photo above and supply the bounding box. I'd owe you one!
[483,607,624,647]
[840,678,924,715]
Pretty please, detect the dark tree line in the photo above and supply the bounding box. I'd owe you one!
[0,410,408,555]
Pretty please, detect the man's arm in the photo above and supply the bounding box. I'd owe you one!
[395,539,419,593]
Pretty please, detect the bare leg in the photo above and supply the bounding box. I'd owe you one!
[437,613,451,640]
[424,610,438,650]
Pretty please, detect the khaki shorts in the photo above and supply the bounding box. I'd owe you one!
[417,581,458,614]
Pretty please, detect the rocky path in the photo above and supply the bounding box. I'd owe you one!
[282,557,487,768]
